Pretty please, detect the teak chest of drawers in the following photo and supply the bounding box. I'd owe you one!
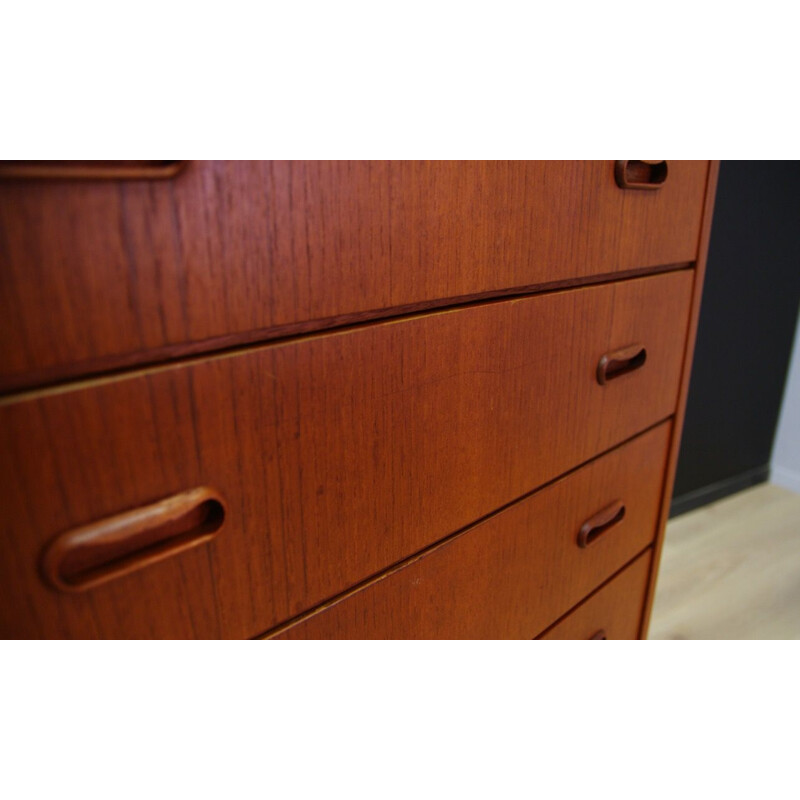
[0,160,718,639]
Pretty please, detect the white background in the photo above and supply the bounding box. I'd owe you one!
[2,2,799,798]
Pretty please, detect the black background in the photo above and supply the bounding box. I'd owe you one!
[672,160,800,515]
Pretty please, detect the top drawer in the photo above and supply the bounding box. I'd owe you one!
[0,160,710,390]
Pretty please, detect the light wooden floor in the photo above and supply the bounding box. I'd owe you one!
[648,482,800,639]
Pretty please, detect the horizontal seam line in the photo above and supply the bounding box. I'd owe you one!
[257,416,674,640]
[0,261,694,401]
[534,545,654,639]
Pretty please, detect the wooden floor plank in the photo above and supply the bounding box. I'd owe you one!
[649,483,800,639]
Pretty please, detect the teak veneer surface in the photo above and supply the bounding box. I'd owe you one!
[539,551,652,640]
[0,160,709,391]
[0,271,691,638]
[272,425,670,639]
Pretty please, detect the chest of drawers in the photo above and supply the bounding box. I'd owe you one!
[0,160,718,639]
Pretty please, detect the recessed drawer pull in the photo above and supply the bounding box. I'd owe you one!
[41,487,226,592]
[589,630,608,640]
[0,161,186,181]
[597,344,647,385]
[614,160,668,189]
[577,500,626,548]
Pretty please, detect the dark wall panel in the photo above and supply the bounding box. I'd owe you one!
[671,160,800,515]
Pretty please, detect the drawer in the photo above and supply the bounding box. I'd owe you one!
[0,272,689,638]
[0,160,709,390]
[272,427,668,639]
[539,551,653,640]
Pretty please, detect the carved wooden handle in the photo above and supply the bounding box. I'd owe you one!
[577,500,626,548]
[41,487,226,592]
[0,161,186,181]
[597,344,647,385]
[615,160,668,189]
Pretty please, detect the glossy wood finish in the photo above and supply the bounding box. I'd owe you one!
[0,160,709,391]
[539,551,652,640]
[270,425,670,639]
[0,271,692,638]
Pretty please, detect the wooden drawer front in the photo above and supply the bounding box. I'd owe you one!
[539,551,652,640]
[0,272,689,638]
[0,160,709,390]
[273,427,668,639]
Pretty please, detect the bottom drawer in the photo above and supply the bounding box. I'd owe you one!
[270,424,669,639]
[538,551,652,640]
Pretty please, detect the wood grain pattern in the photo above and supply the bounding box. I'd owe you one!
[270,425,670,639]
[539,551,652,640]
[0,161,710,391]
[639,161,720,638]
[0,271,692,638]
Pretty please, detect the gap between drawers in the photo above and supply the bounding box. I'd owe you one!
[257,415,674,640]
